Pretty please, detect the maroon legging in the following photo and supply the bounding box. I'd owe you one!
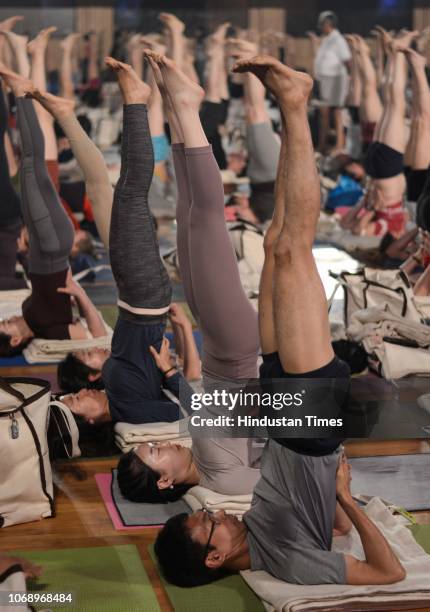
[173,143,259,380]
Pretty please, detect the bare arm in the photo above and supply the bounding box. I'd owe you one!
[58,271,107,338]
[169,304,201,381]
[336,456,406,585]
[333,501,352,537]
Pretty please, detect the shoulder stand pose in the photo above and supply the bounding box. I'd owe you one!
[154,56,405,589]
[0,66,106,357]
[117,49,262,502]
[53,58,197,425]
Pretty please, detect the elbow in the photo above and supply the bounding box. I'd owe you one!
[384,564,406,584]
[392,564,406,583]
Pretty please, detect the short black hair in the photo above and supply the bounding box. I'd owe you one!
[57,353,104,393]
[0,333,31,357]
[117,450,192,503]
[154,513,229,587]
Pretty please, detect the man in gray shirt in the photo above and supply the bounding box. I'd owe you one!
[244,440,345,584]
[154,56,405,589]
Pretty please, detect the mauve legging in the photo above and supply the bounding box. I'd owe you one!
[173,143,259,380]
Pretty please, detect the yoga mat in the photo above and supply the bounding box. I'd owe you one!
[95,472,191,530]
[408,524,430,555]
[17,544,160,612]
[148,544,264,612]
[350,454,430,511]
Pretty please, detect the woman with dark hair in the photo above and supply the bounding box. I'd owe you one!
[116,49,261,503]
[0,66,107,357]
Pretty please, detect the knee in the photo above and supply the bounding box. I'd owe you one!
[263,225,281,254]
[273,235,310,265]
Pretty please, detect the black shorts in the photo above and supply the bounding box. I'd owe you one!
[405,168,429,202]
[260,354,350,456]
[365,142,404,179]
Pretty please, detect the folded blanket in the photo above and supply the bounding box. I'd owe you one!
[184,485,252,518]
[23,314,113,364]
[114,419,191,452]
[241,497,430,612]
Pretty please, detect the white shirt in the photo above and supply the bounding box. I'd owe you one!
[314,30,351,78]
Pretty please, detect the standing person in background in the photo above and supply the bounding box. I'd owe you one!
[314,11,351,153]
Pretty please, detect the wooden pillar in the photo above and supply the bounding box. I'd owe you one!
[75,7,114,62]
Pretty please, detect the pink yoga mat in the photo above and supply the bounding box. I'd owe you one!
[95,473,150,531]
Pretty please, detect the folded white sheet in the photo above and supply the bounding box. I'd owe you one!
[241,497,430,612]
[183,485,252,518]
[114,419,191,451]
[22,314,113,363]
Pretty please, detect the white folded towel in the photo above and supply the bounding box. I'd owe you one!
[183,485,252,518]
[23,314,113,363]
[114,418,191,451]
[241,497,430,612]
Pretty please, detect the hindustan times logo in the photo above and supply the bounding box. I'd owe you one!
[190,389,305,411]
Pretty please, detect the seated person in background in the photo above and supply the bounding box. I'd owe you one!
[154,56,405,588]
[0,66,106,357]
[116,48,261,501]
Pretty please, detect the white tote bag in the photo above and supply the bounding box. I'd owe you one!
[0,377,80,528]
[335,268,423,326]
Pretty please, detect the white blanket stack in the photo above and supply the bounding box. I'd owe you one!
[347,307,430,378]
[114,419,192,452]
[23,315,113,364]
[184,486,252,518]
[241,497,430,612]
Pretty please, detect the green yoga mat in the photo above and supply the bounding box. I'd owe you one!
[17,544,159,612]
[148,544,264,612]
[149,526,430,612]
[409,524,430,554]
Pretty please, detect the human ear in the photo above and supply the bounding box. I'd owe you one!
[10,335,23,347]
[88,371,101,382]
[205,550,226,570]
[157,476,174,490]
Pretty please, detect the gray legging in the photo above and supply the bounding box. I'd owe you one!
[17,97,74,275]
[109,104,171,317]
[173,143,259,380]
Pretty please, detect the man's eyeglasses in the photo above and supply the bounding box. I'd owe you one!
[203,510,218,559]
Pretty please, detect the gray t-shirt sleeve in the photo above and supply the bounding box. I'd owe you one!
[279,549,346,585]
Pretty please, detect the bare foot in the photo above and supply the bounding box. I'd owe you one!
[403,47,427,70]
[0,15,24,32]
[232,54,313,109]
[212,22,231,45]
[140,35,166,56]
[145,50,204,110]
[61,32,81,52]
[26,87,75,119]
[105,56,151,104]
[27,26,57,55]
[0,63,32,96]
[393,29,419,50]
[159,13,185,35]
[227,38,258,59]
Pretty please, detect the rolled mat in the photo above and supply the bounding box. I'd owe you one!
[148,544,264,612]
[15,544,160,611]
[95,471,191,529]
[350,453,430,511]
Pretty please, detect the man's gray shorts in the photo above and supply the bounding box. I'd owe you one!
[319,75,349,108]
